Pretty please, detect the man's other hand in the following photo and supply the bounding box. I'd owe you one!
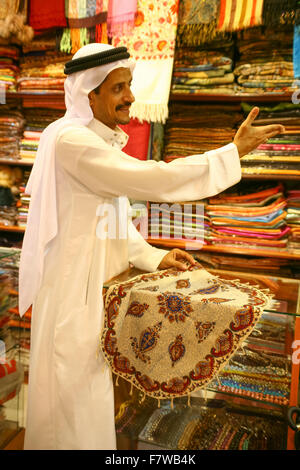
[158,248,197,271]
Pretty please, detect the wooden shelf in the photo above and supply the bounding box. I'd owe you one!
[0,225,25,233]
[169,93,294,103]
[147,238,300,260]
[242,173,300,181]
[0,159,34,166]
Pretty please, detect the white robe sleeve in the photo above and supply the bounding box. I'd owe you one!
[127,217,169,272]
[56,125,241,203]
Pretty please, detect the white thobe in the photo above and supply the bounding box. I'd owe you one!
[24,117,241,450]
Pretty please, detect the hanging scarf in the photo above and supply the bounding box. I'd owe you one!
[217,0,264,32]
[112,0,179,123]
[28,0,67,31]
[60,0,108,54]
[262,0,298,26]
[101,264,273,403]
[177,0,221,46]
[107,0,137,38]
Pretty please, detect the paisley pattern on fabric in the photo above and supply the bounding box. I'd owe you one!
[168,335,186,366]
[101,265,273,401]
[195,321,216,343]
[126,301,149,318]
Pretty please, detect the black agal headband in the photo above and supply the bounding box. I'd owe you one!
[64,47,130,75]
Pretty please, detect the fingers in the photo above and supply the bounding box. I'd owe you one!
[175,249,196,266]
[243,106,259,126]
[259,124,285,135]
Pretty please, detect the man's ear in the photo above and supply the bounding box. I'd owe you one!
[88,91,94,109]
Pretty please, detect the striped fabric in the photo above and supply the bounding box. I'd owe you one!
[218,0,263,31]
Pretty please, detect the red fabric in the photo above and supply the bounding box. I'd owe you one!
[120,119,150,160]
[29,0,67,31]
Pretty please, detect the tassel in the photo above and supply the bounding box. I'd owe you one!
[158,399,161,408]
[171,398,174,409]
[129,383,133,395]
[80,27,89,47]
[115,375,119,386]
[187,394,191,407]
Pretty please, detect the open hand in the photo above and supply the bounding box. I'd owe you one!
[158,248,197,271]
[233,107,285,158]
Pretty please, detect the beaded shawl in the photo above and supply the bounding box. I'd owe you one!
[101,264,273,402]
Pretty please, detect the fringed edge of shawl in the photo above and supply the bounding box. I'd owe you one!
[129,102,169,124]
[176,21,219,46]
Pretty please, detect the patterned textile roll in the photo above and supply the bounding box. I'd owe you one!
[101,264,273,401]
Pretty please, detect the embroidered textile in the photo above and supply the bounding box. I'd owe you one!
[101,264,272,400]
[262,0,298,26]
[112,0,179,123]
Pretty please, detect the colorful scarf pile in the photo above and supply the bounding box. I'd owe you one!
[240,102,300,177]
[205,183,290,249]
[112,0,179,123]
[0,100,24,162]
[107,0,137,38]
[171,37,236,95]
[101,264,272,402]
[234,27,297,95]
[0,46,20,93]
[162,102,241,160]
[217,0,263,32]
[286,190,300,249]
[60,0,108,54]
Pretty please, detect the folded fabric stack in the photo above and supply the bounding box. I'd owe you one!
[205,183,290,250]
[19,108,64,162]
[18,33,70,109]
[0,101,24,162]
[240,102,300,177]
[234,27,296,95]
[172,38,237,96]
[147,200,209,249]
[0,46,20,93]
[16,168,31,228]
[163,102,242,162]
[286,190,300,249]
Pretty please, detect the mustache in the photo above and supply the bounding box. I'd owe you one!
[116,102,132,110]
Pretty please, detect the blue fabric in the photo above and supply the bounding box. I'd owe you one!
[293,24,300,78]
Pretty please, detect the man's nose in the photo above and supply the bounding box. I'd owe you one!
[124,86,135,103]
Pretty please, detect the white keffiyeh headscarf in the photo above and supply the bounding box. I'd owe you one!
[18,43,135,317]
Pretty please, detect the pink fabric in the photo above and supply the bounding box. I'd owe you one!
[107,0,137,37]
[120,119,150,161]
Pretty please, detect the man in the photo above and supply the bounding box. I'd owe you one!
[19,43,284,450]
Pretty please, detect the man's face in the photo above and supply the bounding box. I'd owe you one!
[88,67,135,129]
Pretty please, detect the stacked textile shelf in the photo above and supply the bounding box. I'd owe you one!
[171,37,236,96]
[0,46,20,93]
[18,33,70,109]
[0,99,24,162]
[205,182,290,250]
[163,102,242,162]
[286,190,300,250]
[241,102,300,177]
[147,200,208,248]
[234,27,296,95]
[19,108,64,162]
[0,166,24,228]
[16,168,31,228]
